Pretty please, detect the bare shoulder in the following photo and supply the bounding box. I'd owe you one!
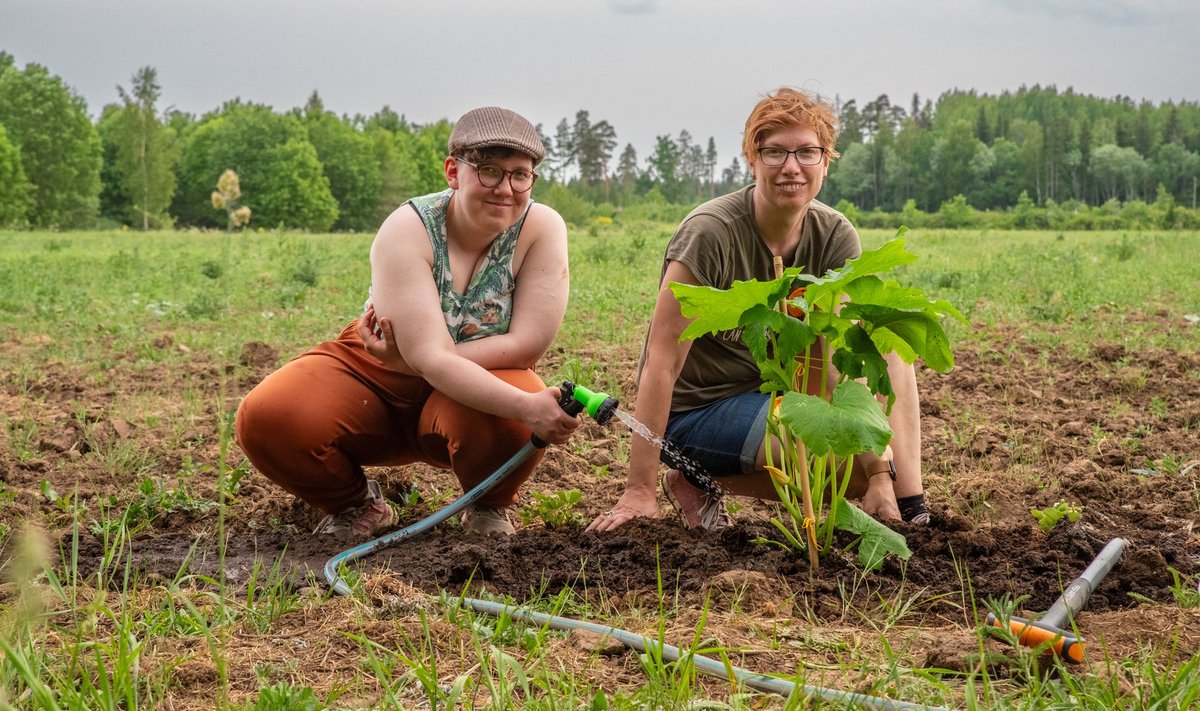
[371,204,432,263]
[524,203,567,240]
[376,203,424,238]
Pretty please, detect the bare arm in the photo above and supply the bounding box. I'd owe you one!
[361,204,568,371]
[367,207,577,444]
[587,260,697,532]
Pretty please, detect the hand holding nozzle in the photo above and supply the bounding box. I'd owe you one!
[530,381,619,448]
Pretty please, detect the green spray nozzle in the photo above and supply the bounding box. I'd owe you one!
[560,382,619,425]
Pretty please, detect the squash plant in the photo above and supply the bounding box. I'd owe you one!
[670,231,965,569]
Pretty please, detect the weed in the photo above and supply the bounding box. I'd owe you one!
[248,682,324,710]
[518,489,585,528]
[39,479,59,503]
[1149,396,1169,420]
[4,414,40,461]
[221,458,252,498]
[1029,500,1083,533]
[1166,568,1200,608]
[184,289,227,319]
[241,553,303,633]
[964,490,994,524]
[200,258,223,279]
[100,476,220,532]
[1108,235,1137,262]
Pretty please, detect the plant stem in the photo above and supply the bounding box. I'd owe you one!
[775,256,820,568]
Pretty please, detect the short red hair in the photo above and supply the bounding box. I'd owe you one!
[741,87,841,167]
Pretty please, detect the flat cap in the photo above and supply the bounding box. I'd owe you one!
[448,106,545,164]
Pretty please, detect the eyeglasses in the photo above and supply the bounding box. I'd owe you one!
[757,146,826,167]
[454,158,538,193]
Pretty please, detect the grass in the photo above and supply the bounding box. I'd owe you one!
[863,228,1200,355]
[2,224,1200,709]
[2,225,1197,399]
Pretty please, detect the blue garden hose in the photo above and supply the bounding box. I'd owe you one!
[322,439,542,596]
[322,383,946,710]
[325,382,604,595]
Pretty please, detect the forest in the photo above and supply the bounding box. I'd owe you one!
[2,52,1199,232]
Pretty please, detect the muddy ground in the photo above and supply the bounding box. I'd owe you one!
[3,317,1200,703]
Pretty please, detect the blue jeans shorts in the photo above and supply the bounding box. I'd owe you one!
[662,390,770,476]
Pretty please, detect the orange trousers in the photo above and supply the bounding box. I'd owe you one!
[235,321,546,515]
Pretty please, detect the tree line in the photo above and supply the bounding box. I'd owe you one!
[1,53,1198,232]
[824,88,1200,214]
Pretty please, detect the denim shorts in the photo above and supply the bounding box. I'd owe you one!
[662,390,770,476]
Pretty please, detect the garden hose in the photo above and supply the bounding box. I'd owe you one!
[463,598,946,711]
[323,382,944,709]
[323,381,606,595]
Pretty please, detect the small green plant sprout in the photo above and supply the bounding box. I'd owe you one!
[671,231,966,570]
[211,169,251,230]
[221,458,251,499]
[39,479,60,503]
[1030,500,1083,533]
[518,489,584,529]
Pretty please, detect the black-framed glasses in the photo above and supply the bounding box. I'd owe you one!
[757,146,826,167]
[454,158,538,193]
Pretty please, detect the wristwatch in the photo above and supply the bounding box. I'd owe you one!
[869,459,897,481]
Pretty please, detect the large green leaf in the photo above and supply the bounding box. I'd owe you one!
[849,308,955,372]
[833,502,912,570]
[738,305,817,392]
[844,276,966,323]
[739,304,778,366]
[671,273,798,341]
[803,236,918,310]
[831,325,892,402]
[777,381,892,457]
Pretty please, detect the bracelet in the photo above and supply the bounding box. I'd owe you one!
[869,459,897,481]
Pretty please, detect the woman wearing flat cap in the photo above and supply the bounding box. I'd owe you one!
[236,106,577,538]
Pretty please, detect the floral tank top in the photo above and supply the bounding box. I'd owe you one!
[406,188,530,343]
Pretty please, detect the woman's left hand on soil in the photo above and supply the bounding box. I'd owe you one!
[585,489,659,532]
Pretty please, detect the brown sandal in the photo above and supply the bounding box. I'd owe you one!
[661,469,732,530]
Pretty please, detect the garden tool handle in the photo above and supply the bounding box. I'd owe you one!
[1042,537,1127,626]
[985,613,1085,663]
[530,382,586,448]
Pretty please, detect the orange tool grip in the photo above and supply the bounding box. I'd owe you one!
[986,614,1085,663]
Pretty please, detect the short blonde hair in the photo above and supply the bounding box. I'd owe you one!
[741,88,841,167]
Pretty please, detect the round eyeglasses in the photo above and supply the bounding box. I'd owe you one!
[757,146,827,167]
[455,158,538,193]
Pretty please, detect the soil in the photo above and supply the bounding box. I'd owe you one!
[3,317,1199,705]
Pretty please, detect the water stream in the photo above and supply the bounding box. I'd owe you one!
[611,408,725,498]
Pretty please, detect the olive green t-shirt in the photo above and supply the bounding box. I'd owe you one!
[647,185,861,412]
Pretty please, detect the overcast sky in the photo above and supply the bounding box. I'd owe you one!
[4,0,1198,166]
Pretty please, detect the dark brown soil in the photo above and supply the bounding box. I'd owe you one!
[3,318,1199,703]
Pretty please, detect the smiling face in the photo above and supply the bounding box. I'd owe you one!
[749,125,829,215]
[445,150,536,236]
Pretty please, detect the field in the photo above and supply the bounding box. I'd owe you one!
[2,224,1199,709]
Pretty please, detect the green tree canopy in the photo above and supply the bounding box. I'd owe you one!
[302,92,383,231]
[173,103,337,230]
[98,66,179,229]
[0,53,101,228]
[0,122,33,226]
